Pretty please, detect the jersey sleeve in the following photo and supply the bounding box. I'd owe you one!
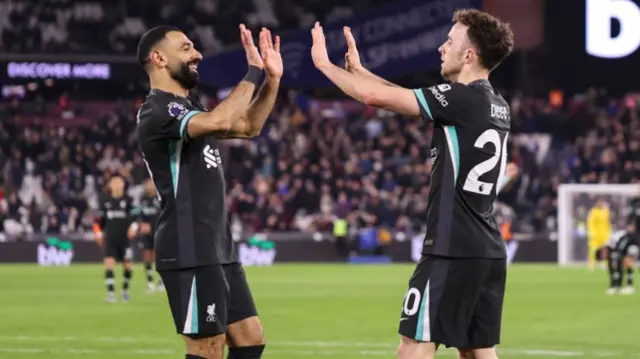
[412,83,468,126]
[127,198,139,224]
[137,97,203,142]
[129,200,142,222]
[96,197,107,229]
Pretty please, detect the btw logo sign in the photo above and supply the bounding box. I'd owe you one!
[586,0,640,58]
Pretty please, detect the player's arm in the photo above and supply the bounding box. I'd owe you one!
[188,28,282,139]
[94,199,106,246]
[127,203,142,240]
[317,62,463,124]
[586,208,597,237]
[209,74,280,139]
[318,63,418,114]
[312,23,462,123]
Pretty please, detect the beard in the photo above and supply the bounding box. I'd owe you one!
[170,61,199,90]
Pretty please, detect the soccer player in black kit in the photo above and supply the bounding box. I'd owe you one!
[310,9,514,359]
[95,176,136,303]
[129,178,164,293]
[135,24,282,359]
[598,223,639,295]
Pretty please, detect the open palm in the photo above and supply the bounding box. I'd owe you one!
[259,28,283,79]
[240,24,263,69]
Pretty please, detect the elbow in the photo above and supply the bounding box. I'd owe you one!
[238,114,262,138]
[361,91,383,107]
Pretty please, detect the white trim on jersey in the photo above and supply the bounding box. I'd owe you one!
[416,279,431,342]
[443,126,459,182]
[183,276,198,334]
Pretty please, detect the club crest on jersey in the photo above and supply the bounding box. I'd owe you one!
[437,84,451,92]
[167,101,189,120]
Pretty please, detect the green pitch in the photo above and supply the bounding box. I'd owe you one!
[0,263,638,358]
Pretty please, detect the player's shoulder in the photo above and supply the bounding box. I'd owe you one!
[99,194,113,205]
[138,89,189,122]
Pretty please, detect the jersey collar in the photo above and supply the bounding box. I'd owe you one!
[468,79,492,89]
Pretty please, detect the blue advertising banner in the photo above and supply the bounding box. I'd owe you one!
[199,0,480,88]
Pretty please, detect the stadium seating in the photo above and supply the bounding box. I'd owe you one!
[1,86,638,240]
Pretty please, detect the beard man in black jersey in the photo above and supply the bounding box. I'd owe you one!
[95,176,136,303]
[136,24,282,359]
[311,9,515,359]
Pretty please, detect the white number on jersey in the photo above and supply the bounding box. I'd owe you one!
[462,129,509,196]
[403,287,421,316]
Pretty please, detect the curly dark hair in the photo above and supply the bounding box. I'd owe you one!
[453,9,514,71]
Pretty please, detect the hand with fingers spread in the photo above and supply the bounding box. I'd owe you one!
[311,22,331,70]
[258,27,283,79]
[240,24,263,69]
[343,26,363,73]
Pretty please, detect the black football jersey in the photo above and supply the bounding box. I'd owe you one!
[608,230,639,258]
[413,80,509,258]
[98,194,135,242]
[136,89,236,270]
[136,192,160,231]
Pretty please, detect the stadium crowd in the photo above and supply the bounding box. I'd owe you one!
[0,0,395,55]
[0,83,639,240]
[0,0,638,240]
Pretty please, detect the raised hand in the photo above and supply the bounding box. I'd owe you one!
[240,24,263,69]
[259,28,283,79]
[343,26,362,73]
[311,22,331,70]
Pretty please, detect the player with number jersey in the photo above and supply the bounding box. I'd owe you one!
[598,223,639,295]
[310,8,514,359]
[135,24,282,359]
[95,176,136,303]
[129,178,164,293]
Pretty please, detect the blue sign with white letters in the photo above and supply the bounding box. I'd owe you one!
[198,0,480,88]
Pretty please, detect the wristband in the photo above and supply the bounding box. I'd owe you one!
[243,65,262,85]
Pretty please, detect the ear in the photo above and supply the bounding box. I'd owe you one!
[150,50,165,67]
[464,47,476,64]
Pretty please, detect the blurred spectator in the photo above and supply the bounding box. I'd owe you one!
[1,70,639,241]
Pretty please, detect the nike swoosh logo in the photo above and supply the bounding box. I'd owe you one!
[400,318,409,321]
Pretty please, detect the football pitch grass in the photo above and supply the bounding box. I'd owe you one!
[0,263,638,358]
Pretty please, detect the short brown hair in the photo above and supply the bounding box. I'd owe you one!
[453,9,514,71]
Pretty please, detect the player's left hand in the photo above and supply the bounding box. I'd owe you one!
[311,22,331,70]
[240,24,264,70]
[259,27,283,79]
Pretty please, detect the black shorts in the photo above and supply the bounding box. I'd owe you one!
[398,255,507,349]
[104,238,133,262]
[159,263,258,338]
[138,235,154,251]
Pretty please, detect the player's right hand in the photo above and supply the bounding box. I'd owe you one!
[240,24,264,69]
[343,26,363,73]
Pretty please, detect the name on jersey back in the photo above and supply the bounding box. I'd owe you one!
[490,104,509,121]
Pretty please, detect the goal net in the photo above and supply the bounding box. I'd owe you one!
[557,184,640,266]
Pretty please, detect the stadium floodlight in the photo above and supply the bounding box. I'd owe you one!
[557,184,640,266]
